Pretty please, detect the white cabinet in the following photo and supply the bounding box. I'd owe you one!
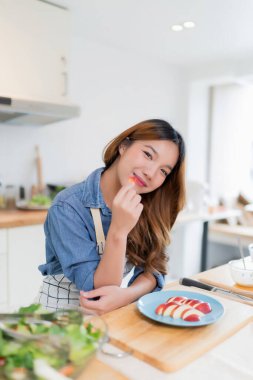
[0,0,70,102]
[0,255,8,304]
[8,225,45,308]
[0,228,7,253]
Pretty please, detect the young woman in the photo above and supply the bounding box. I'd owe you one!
[37,119,185,314]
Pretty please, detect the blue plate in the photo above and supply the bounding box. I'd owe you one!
[137,290,224,327]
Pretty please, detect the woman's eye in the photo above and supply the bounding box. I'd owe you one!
[161,169,168,177]
[143,151,152,159]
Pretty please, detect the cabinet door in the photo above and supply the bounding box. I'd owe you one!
[8,225,45,308]
[0,0,70,102]
[0,228,7,254]
[0,229,7,305]
[0,255,8,305]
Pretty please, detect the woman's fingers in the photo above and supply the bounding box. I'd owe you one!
[114,182,135,203]
[110,181,143,235]
[129,194,142,208]
[81,298,102,310]
[80,289,101,298]
[80,290,103,312]
[114,186,142,208]
[136,203,144,214]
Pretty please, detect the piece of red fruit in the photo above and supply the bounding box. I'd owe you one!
[166,301,180,306]
[128,176,136,184]
[183,314,201,322]
[195,302,212,314]
[188,299,202,307]
[166,296,187,304]
[170,304,182,317]
[162,303,179,316]
[155,303,167,315]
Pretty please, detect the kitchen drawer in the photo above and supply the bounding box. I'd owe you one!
[0,255,7,304]
[0,229,7,254]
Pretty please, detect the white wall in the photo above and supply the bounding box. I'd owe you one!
[177,62,253,278]
[210,84,253,201]
[185,57,253,186]
[186,83,210,183]
[0,24,188,198]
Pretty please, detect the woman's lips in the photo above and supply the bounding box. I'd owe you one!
[132,174,147,187]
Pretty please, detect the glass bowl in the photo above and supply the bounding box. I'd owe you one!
[0,305,108,380]
[0,317,54,341]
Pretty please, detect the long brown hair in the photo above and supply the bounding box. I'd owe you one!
[103,119,186,275]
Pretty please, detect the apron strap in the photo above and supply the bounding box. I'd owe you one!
[90,208,105,255]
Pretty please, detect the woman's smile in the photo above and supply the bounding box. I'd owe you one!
[132,173,147,187]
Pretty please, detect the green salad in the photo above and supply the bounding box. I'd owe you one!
[0,304,104,380]
[29,194,52,207]
[18,304,47,315]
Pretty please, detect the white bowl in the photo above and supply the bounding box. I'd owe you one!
[228,257,253,287]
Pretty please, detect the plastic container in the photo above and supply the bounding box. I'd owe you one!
[5,185,16,209]
[0,182,5,208]
[228,257,253,287]
[248,243,253,261]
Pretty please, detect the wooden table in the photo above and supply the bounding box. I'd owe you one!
[209,223,253,245]
[175,209,241,271]
[77,358,129,380]
[96,264,253,380]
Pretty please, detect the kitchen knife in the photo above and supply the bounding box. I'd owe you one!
[179,277,253,303]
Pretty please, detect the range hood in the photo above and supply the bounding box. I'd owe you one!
[0,96,80,126]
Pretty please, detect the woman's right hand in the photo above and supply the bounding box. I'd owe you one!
[110,183,143,236]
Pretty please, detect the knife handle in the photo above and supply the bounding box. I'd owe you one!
[179,278,213,291]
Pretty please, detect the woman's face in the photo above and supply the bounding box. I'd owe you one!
[117,139,179,194]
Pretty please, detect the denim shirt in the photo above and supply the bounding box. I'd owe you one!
[38,167,164,292]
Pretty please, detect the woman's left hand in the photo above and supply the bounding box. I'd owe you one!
[80,286,131,315]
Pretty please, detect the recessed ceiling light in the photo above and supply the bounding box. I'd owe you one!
[183,21,195,29]
[171,24,183,32]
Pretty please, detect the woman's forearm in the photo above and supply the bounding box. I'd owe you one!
[80,273,157,315]
[94,226,127,288]
[123,272,157,304]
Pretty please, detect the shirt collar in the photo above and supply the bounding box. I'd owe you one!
[81,167,111,216]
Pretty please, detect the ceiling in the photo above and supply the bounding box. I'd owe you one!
[57,0,253,67]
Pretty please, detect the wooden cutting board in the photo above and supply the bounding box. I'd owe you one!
[196,264,253,298]
[103,284,253,372]
[77,358,128,380]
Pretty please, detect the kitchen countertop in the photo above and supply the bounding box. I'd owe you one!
[175,207,241,226]
[0,209,47,228]
[0,207,241,229]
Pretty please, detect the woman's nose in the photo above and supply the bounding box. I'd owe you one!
[143,165,157,180]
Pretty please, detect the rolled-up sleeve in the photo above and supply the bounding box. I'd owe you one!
[45,203,99,291]
[127,266,165,293]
